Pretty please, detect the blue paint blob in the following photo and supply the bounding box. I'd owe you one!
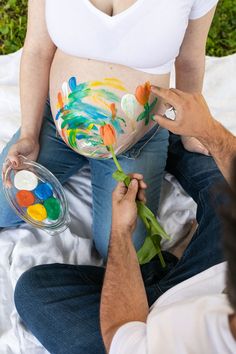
[69,77,77,92]
[34,182,53,201]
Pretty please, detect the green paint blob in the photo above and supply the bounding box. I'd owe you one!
[44,197,61,221]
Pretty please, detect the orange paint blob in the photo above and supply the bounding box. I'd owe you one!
[16,190,35,208]
[110,103,117,119]
[57,92,64,110]
[100,124,117,146]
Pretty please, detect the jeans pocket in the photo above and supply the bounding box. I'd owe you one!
[120,125,161,159]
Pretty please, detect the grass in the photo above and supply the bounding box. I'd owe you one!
[0,0,236,56]
[206,0,236,56]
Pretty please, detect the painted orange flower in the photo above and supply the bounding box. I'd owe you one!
[135,81,151,106]
[100,124,117,146]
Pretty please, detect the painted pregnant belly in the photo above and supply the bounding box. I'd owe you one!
[55,77,158,158]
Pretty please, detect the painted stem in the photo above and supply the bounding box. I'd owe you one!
[144,103,150,125]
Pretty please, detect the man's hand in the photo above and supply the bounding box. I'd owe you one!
[151,86,236,186]
[112,174,147,235]
[151,87,216,141]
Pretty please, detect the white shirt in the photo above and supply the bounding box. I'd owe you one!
[45,0,219,74]
[110,263,236,354]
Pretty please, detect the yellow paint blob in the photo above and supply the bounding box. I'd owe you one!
[27,204,47,222]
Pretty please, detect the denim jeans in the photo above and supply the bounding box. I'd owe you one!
[14,134,226,354]
[0,99,169,258]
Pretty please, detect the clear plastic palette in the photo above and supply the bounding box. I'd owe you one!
[3,156,70,235]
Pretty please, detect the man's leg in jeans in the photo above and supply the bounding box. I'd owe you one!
[158,134,226,293]
[14,264,106,354]
[14,264,160,354]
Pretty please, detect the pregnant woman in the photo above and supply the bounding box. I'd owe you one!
[0,0,218,259]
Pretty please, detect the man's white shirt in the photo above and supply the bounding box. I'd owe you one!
[110,263,236,354]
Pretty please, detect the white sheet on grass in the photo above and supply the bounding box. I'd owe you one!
[0,50,235,354]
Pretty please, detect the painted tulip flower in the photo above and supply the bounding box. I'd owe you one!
[135,81,151,106]
[100,124,117,146]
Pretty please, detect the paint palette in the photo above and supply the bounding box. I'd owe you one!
[3,157,70,235]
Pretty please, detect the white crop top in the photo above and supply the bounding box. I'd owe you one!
[45,0,218,74]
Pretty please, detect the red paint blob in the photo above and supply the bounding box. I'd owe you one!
[16,190,35,208]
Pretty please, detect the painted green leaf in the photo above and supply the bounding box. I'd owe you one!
[137,110,148,122]
[149,97,158,112]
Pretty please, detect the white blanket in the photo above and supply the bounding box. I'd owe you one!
[0,50,235,354]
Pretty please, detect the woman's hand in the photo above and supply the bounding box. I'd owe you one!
[2,136,40,184]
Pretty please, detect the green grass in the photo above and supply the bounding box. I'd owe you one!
[206,0,236,56]
[0,0,27,54]
[0,0,235,56]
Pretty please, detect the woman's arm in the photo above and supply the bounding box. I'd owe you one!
[4,0,56,173]
[20,0,56,139]
[175,7,217,154]
[175,7,217,92]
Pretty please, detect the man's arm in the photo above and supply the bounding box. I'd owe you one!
[200,120,236,183]
[100,177,149,353]
[151,86,236,185]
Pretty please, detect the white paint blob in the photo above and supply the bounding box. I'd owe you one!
[121,94,138,130]
[121,94,138,119]
[14,170,38,191]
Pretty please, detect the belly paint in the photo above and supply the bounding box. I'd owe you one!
[14,170,38,191]
[16,190,35,208]
[27,204,47,222]
[55,77,158,158]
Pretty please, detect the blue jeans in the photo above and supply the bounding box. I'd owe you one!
[14,134,226,354]
[0,99,169,258]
